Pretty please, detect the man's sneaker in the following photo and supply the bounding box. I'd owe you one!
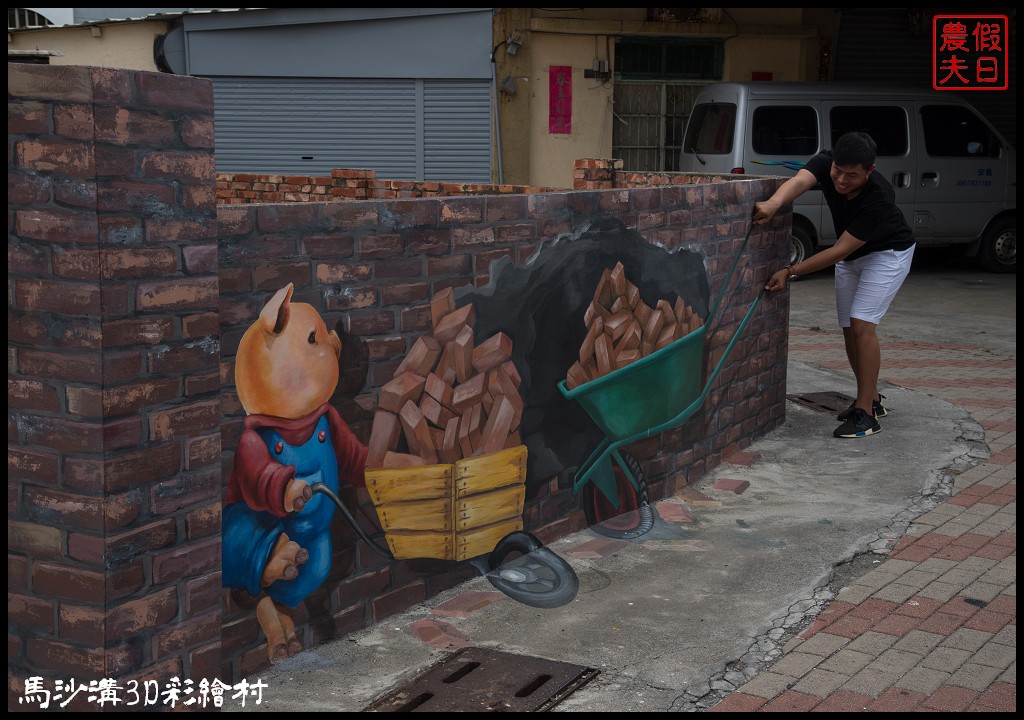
[834,407,882,438]
[837,394,887,421]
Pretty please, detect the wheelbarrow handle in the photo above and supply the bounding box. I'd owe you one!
[642,288,763,443]
[704,291,762,404]
[309,482,394,559]
[706,224,756,335]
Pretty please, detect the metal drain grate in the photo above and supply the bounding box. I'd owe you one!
[363,647,599,712]
[787,391,855,414]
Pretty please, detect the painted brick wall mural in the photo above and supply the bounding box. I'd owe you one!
[9,63,791,708]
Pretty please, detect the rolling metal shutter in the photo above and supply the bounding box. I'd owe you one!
[212,77,492,182]
[423,81,493,183]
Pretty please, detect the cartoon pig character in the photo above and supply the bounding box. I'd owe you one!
[223,283,367,663]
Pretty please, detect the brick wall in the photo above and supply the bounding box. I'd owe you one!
[9,63,792,699]
[217,177,791,680]
[8,64,221,708]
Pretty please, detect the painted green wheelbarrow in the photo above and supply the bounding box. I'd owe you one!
[558,227,762,537]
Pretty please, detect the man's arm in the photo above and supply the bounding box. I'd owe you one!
[752,168,819,225]
[764,231,866,292]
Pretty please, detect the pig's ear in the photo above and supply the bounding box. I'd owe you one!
[259,283,294,335]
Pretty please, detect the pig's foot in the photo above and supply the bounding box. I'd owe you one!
[261,532,308,587]
[256,595,288,663]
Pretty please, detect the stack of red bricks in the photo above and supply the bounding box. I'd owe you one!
[572,158,622,190]
[572,157,736,190]
[215,173,334,203]
[366,288,524,468]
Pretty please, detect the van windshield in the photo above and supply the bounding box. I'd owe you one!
[683,103,736,155]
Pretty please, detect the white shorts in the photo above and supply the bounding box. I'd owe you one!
[834,246,916,327]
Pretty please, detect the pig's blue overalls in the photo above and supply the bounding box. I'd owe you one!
[222,415,336,607]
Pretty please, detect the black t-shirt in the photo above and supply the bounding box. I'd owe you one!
[805,151,915,262]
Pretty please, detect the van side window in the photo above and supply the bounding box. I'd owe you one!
[751,106,818,155]
[830,106,908,156]
[682,103,736,154]
[920,105,1001,158]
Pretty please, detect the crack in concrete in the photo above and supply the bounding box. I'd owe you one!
[669,416,988,712]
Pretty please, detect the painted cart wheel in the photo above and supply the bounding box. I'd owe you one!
[486,531,579,609]
[582,450,655,539]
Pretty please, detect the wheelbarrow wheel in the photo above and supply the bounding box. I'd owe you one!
[485,531,579,609]
[582,451,655,539]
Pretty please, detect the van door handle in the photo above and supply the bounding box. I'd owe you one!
[892,171,911,188]
[920,172,939,188]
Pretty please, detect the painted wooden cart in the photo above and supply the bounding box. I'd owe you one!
[364,445,528,562]
[313,433,577,607]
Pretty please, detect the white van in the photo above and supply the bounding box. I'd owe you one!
[679,82,1016,273]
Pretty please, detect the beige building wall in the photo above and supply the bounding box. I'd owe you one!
[723,37,810,82]
[8,21,170,71]
[512,8,837,189]
[524,32,615,190]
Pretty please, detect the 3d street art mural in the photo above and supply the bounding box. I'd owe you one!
[222,220,761,664]
[10,62,786,702]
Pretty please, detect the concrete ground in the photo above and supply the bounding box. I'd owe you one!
[228,247,1015,713]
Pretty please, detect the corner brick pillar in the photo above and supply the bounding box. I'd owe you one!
[8,64,221,706]
[572,158,621,190]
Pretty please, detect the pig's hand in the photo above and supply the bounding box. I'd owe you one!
[284,478,312,513]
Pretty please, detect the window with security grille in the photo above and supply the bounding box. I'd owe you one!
[8,8,53,29]
[613,38,722,171]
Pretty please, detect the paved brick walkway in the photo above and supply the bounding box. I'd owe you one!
[710,328,1016,712]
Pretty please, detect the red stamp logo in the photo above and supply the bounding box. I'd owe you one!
[933,15,1009,91]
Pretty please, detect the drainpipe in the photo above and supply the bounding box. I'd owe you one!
[490,41,505,185]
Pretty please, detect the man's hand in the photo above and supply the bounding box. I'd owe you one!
[764,268,790,292]
[752,200,779,226]
[752,170,816,226]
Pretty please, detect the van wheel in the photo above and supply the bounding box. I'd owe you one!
[790,226,814,266]
[977,218,1015,273]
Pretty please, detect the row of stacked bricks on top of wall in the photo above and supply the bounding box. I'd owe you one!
[566,262,704,390]
[214,158,728,205]
[215,169,554,204]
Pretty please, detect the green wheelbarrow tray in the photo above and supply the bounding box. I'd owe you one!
[558,279,763,507]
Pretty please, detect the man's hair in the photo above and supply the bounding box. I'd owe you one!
[832,131,877,168]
